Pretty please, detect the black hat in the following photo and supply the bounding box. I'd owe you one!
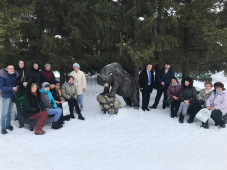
[214,82,224,89]
[49,79,56,85]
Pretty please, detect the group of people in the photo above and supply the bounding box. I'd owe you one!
[139,63,227,129]
[0,60,86,135]
[0,60,227,135]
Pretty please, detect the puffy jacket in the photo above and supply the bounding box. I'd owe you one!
[179,77,197,102]
[61,82,77,100]
[39,88,57,111]
[206,90,227,115]
[167,83,182,103]
[69,70,86,95]
[0,69,18,98]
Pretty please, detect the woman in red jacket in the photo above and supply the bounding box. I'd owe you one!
[41,63,55,83]
[167,77,182,118]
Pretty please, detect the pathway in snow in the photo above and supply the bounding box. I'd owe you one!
[0,77,227,170]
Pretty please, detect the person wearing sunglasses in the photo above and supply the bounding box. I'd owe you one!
[0,64,18,134]
[201,82,227,129]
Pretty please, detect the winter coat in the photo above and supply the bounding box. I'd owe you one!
[39,88,57,111]
[206,90,227,115]
[30,62,44,88]
[14,60,31,86]
[139,69,155,91]
[41,69,56,83]
[22,83,41,119]
[167,83,182,103]
[196,89,212,107]
[69,70,86,95]
[61,82,78,100]
[179,77,197,102]
[156,67,174,89]
[0,69,18,98]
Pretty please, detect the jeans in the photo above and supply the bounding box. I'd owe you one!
[1,98,14,130]
[178,102,190,116]
[47,107,62,122]
[77,95,83,107]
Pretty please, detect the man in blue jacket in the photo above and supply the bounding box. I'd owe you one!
[0,64,18,134]
[150,62,174,109]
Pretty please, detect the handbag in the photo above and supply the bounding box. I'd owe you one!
[62,102,70,116]
[196,108,212,123]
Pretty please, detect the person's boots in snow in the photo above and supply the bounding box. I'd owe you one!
[179,113,184,123]
[78,113,85,120]
[51,122,63,129]
[174,110,178,118]
[200,121,209,129]
[170,107,174,118]
[70,113,75,119]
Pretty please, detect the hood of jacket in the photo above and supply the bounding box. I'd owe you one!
[170,82,181,87]
[0,68,19,78]
[14,59,27,70]
[181,76,193,89]
[31,62,41,71]
[64,81,74,86]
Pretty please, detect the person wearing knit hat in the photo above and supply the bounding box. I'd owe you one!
[203,81,227,129]
[69,63,86,110]
[41,63,56,83]
[39,82,63,129]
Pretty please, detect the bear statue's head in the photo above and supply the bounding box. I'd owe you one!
[97,63,121,88]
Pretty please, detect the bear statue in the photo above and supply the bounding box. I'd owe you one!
[97,62,139,108]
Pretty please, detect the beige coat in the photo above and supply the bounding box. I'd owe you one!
[69,70,86,95]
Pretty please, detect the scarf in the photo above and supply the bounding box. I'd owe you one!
[215,91,222,97]
[30,91,38,98]
[39,88,57,108]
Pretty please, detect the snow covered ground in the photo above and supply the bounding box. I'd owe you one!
[0,75,227,170]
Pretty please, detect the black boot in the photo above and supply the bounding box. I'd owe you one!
[200,121,209,129]
[70,113,75,119]
[174,110,178,118]
[78,114,85,120]
[179,114,184,123]
[64,115,70,121]
[170,108,174,118]
[1,129,8,135]
[149,105,156,109]
[51,122,63,129]
[187,118,194,124]
[6,125,14,131]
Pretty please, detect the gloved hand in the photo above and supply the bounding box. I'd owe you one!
[70,96,75,100]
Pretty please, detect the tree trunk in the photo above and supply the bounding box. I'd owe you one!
[60,66,65,86]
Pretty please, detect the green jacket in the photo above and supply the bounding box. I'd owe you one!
[61,82,77,100]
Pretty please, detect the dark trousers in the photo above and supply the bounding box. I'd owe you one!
[29,111,48,130]
[67,99,81,116]
[57,103,67,121]
[153,86,168,107]
[171,100,181,112]
[141,85,152,109]
[210,110,226,126]
[187,103,202,121]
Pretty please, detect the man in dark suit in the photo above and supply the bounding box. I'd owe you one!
[139,64,154,111]
[150,62,174,109]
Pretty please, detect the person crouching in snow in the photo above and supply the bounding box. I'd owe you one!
[61,76,85,120]
[39,82,63,129]
[167,77,182,118]
[202,82,227,129]
[178,77,197,123]
[23,83,48,135]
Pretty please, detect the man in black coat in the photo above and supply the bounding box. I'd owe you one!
[150,62,174,109]
[139,64,154,111]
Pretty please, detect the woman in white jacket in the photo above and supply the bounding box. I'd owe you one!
[69,63,86,110]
